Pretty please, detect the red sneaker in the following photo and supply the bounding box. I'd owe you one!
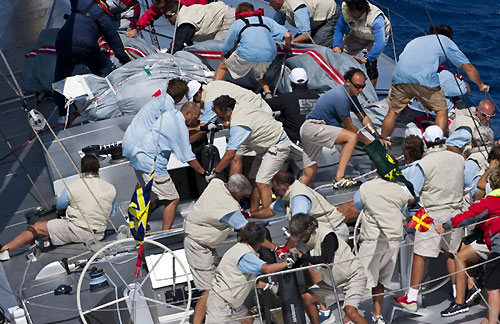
[392,294,417,311]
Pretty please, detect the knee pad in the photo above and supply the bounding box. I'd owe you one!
[366,59,378,80]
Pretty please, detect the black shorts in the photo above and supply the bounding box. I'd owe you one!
[483,252,500,290]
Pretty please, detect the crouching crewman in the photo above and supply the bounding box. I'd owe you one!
[289,214,368,324]
[206,223,290,323]
[0,155,116,260]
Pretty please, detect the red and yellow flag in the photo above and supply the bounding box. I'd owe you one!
[407,207,434,232]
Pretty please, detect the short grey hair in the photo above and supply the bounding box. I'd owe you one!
[227,174,252,196]
[473,126,495,147]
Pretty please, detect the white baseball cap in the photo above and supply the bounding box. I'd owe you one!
[289,68,308,84]
[405,122,423,138]
[187,80,202,101]
[423,125,445,143]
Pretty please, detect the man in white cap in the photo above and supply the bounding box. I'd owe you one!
[186,80,203,102]
[393,125,465,311]
[265,68,319,145]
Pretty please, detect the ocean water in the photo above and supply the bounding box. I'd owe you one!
[372,0,500,138]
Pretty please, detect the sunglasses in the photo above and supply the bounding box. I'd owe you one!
[164,13,176,18]
[479,110,495,119]
[351,82,366,90]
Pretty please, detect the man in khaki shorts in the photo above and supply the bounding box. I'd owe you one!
[0,155,116,260]
[184,174,271,324]
[393,126,465,311]
[381,25,489,145]
[353,176,411,323]
[214,2,291,98]
[128,102,208,230]
[300,68,381,188]
[210,95,291,212]
[162,1,235,53]
[289,214,368,324]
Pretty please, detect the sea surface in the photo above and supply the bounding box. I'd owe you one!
[372,0,500,138]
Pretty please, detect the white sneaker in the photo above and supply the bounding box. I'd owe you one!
[318,309,336,324]
[372,314,386,324]
[0,250,10,261]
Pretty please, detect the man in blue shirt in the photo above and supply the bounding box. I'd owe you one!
[128,102,207,230]
[382,25,490,145]
[214,2,291,98]
[300,68,380,188]
[123,78,188,159]
[333,0,390,88]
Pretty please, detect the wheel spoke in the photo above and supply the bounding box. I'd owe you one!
[82,295,130,315]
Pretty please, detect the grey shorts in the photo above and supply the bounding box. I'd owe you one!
[136,171,179,201]
[300,119,343,168]
[249,138,291,184]
[225,51,271,80]
[309,271,366,308]
[413,210,464,258]
[311,5,340,48]
[184,236,218,291]
[357,241,399,288]
[205,292,248,324]
[47,218,104,246]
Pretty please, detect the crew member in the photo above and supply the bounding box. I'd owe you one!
[265,68,319,145]
[162,1,235,53]
[436,167,500,324]
[0,155,116,260]
[300,68,381,188]
[123,78,188,158]
[214,2,292,99]
[126,0,210,38]
[289,214,368,324]
[353,175,411,324]
[401,135,425,199]
[251,171,349,242]
[446,99,496,154]
[394,126,465,311]
[210,95,291,212]
[333,0,391,88]
[205,223,290,323]
[184,175,276,324]
[381,25,489,143]
[128,102,207,230]
[269,0,339,47]
[54,0,132,124]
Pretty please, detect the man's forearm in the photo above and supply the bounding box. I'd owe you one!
[462,63,485,89]
[292,33,310,43]
[188,159,205,175]
[214,150,236,173]
[249,207,275,219]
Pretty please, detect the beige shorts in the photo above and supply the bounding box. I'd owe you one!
[309,271,366,308]
[470,241,490,260]
[47,218,104,246]
[300,119,343,168]
[184,236,218,291]
[387,83,447,114]
[225,51,271,80]
[137,171,179,201]
[249,138,291,184]
[413,210,464,258]
[236,144,257,157]
[205,292,248,324]
[214,9,235,41]
[357,241,399,288]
